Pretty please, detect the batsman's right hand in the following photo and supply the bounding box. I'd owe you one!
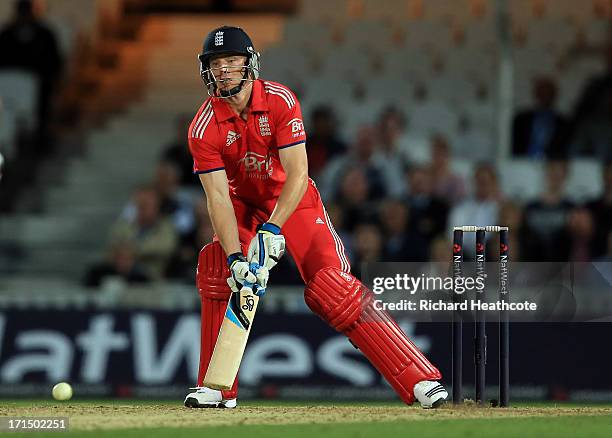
[247,223,285,271]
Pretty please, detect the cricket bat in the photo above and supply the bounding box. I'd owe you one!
[203,282,260,390]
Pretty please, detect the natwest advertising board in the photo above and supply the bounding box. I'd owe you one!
[0,310,610,401]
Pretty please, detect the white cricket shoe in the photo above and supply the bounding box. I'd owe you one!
[184,387,237,409]
[413,380,448,408]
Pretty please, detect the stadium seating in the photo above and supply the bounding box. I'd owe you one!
[409,100,458,138]
[525,17,578,52]
[454,128,495,162]
[379,47,434,79]
[0,0,610,283]
[498,159,545,201]
[343,19,396,51]
[566,159,604,201]
[258,0,610,158]
[0,14,285,280]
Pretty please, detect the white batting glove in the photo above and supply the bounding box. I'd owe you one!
[227,253,268,296]
[226,276,267,296]
[247,223,286,270]
[226,276,241,293]
[227,253,257,289]
[252,265,270,289]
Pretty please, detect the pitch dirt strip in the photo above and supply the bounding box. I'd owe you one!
[1,405,612,430]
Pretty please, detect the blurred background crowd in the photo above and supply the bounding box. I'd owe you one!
[1,0,612,290]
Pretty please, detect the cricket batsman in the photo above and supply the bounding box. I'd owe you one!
[184,26,448,409]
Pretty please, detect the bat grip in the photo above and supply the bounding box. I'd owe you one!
[242,281,265,296]
[246,262,267,296]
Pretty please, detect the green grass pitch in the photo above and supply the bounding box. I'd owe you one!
[1,400,611,437]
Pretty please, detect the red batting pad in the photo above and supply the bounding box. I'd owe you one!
[305,267,441,404]
[196,242,238,399]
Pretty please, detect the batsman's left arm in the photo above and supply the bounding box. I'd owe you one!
[246,143,307,282]
[268,142,308,227]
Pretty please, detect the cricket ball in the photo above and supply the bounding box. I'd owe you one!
[52,382,73,401]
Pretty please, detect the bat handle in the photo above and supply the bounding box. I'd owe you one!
[242,281,265,297]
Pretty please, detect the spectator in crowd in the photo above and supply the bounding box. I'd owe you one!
[166,198,213,282]
[521,160,573,261]
[573,42,612,124]
[153,160,195,236]
[121,160,196,238]
[379,199,428,261]
[83,240,151,288]
[498,200,524,261]
[110,185,178,279]
[569,94,612,160]
[448,162,502,258]
[375,106,409,197]
[325,201,354,260]
[512,76,569,159]
[351,222,384,279]
[319,124,386,201]
[162,114,198,187]
[334,167,378,231]
[570,42,612,160]
[364,106,408,198]
[304,105,346,178]
[429,135,466,204]
[429,235,450,263]
[0,0,62,149]
[405,165,449,243]
[587,161,612,258]
[567,207,595,262]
